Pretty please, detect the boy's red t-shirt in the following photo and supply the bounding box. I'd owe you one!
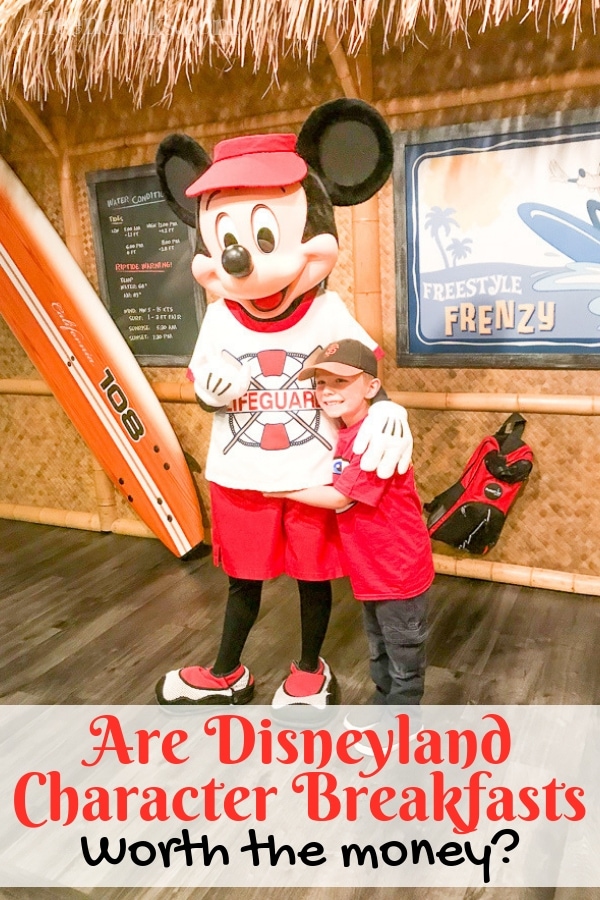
[332,418,435,601]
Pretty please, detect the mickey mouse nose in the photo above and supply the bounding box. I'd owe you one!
[222,244,254,278]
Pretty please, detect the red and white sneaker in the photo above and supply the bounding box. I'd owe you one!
[272,658,338,710]
[156,664,254,707]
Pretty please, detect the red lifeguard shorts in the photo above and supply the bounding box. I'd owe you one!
[209,483,347,581]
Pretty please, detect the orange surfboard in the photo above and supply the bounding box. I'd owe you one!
[0,155,204,557]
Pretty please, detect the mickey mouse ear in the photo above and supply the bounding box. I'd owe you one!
[156,134,211,228]
[296,99,393,207]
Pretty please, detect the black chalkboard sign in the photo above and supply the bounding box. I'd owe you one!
[86,164,204,366]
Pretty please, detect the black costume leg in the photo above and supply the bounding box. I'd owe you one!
[213,576,263,675]
[297,579,332,672]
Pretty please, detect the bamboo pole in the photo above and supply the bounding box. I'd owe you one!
[0,379,52,395]
[65,108,317,158]
[350,34,384,347]
[324,29,385,348]
[3,499,600,594]
[433,554,600,598]
[51,115,86,269]
[55,64,600,163]
[323,28,360,99]
[380,67,600,119]
[10,92,60,159]
[355,36,373,107]
[352,195,384,347]
[153,381,196,403]
[90,463,118,531]
[0,503,102,532]
[0,503,157,539]
[92,461,121,531]
[386,391,600,415]
[6,378,600,415]
[111,518,157,539]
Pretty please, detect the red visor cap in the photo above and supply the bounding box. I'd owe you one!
[185,133,308,197]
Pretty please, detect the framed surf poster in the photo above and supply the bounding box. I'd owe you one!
[87,164,205,367]
[394,110,600,368]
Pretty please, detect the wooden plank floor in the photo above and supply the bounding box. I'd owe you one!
[1,518,600,900]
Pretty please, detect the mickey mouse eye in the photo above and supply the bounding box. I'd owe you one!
[252,206,279,254]
[216,214,239,250]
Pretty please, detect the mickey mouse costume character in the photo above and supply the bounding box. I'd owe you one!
[154,99,413,710]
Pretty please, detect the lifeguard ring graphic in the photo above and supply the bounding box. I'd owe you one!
[224,348,333,453]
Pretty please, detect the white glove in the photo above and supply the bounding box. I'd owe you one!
[193,355,252,408]
[353,400,413,478]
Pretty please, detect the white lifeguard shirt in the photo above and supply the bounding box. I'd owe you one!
[188,290,380,492]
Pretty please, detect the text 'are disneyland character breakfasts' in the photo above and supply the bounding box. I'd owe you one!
[154,100,413,712]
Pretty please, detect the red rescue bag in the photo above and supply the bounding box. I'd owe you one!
[424,413,533,555]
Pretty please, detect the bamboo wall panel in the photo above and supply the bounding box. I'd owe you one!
[409,409,600,575]
[0,396,97,511]
[6,151,63,236]
[0,319,37,379]
[373,13,600,130]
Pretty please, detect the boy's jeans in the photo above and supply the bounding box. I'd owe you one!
[361,587,430,706]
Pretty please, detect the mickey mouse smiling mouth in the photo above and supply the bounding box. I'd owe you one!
[249,287,289,313]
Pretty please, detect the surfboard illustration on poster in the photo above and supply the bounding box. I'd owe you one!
[0,154,204,558]
[398,116,600,365]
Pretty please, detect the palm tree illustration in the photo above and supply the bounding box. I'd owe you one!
[425,206,458,269]
[448,236,473,267]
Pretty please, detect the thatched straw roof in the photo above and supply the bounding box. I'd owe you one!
[0,0,591,107]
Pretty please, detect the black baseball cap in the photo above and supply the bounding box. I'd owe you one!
[298,339,378,381]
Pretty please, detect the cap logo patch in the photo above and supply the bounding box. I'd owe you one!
[324,343,339,357]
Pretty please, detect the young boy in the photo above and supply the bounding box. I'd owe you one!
[268,339,435,708]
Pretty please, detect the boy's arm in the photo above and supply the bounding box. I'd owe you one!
[265,486,352,510]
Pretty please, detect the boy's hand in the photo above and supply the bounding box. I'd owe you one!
[353,401,413,478]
